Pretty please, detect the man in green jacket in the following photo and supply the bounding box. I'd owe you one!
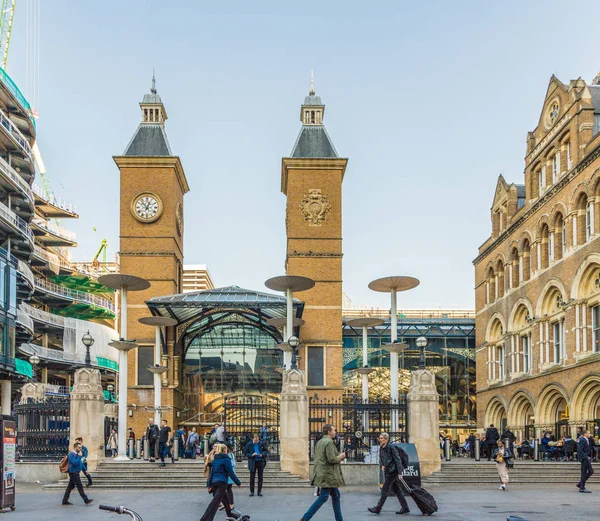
[300,424,345,521]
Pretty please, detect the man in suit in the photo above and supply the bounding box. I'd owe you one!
[245,433,268,497]
[577,429,594,493]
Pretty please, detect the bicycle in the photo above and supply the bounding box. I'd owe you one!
[99,505,144,521]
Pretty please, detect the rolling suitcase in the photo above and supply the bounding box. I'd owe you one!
[398,475,438,516]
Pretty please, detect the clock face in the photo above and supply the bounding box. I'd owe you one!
[131,192,163,223]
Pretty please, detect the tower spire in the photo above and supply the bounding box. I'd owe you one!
[151,69,157,94]
[309,69,315,96]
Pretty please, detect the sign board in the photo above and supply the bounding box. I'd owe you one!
[0,417,16,510]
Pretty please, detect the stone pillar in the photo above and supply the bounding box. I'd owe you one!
[70,368,105,472]
[407,369,441,476]
[1,380,10,415]
[280,369,309,479]
[19,382,46,403]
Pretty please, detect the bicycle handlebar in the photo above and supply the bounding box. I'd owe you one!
[99,505,123,513]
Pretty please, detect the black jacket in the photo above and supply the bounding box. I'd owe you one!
[146,424,159,442]
[245,440,268,471]
[578,435,592,461]
[485,428,500,444]
[379,443,407,476]
[500,430,516,443]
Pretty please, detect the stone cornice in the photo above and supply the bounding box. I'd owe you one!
[114,155,190,194]
[474,143,600,266]
[281,157,348,195]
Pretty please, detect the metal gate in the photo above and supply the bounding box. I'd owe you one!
[308,396,408,462]
[223,396,280,461]
[14,397,70,461]
[104,416,118,457]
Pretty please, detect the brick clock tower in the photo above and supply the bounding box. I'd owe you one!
[281,77,347,399]
[114,77,189,433]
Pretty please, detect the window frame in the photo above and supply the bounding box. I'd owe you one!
[136,345,155,386]
[522,334,531,374]
[307,346,325,387]
[593,305,600,353]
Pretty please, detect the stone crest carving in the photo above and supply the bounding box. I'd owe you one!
[300,189,330,226]
[71,368,103,398]
[281,369,307,396]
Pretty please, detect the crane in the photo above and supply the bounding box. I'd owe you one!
[91,239,108,268]
[0,0,15,70]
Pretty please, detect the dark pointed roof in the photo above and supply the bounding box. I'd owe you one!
[123,125,172,156]
[291,126,338,158]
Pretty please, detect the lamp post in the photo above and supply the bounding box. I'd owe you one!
[99,274,150,461]
[82,331,95,367]
[107,384,114,402]
[288,335,301,370]
[265,275,314,369]
[369,276,420,431]
[139,316,177,424]
[29,355,40,383]
[346,317,383,403]
[416,336,428,370]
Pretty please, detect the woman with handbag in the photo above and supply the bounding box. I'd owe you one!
[493,439,513,490]
[200,443,241,521]
[108,429,118,458]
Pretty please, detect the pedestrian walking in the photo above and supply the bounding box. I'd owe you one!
[145,418,159,462]
[368,433,410,515]
[187,427,199,459]
[108,429,118,458]
[246,433,268,497]
[62,442,93,506]
[299,423,345,521]
[492,440,513,491]
[577,429,594,493]
[485,424,500,461]
[158,419,174,467]
[259,422,270,442]
[74,437,92,487]
[225,444,237,510]
[200,443,241,521]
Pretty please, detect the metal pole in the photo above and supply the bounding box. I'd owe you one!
[116,287,129,460]
[444,438,451,461]
[1,380,11,415]
[285,287,293,369]
[154,325,161,425]
[362,325,369,431]
[390,288,399,430]
[173,438,179,460]
[474,437,480,461]
[534,439,539,461]
[136,438,142,459]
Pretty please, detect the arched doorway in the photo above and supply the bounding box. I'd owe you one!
[537,384,570,437]
[485,396,507,433]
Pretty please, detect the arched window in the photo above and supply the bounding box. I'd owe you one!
[553,213,565,261]
[586,199,594,241]
[486,267,496,304]
[539,224,550,269]
[521,239,531,281]
[510,248,519,288]
[496,260,505,299]
[576,194,589,245]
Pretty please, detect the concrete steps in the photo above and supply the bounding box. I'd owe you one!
[423,460,600,484]
[43,460,312,489]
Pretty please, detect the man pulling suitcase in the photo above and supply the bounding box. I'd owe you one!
[368,433,410,515]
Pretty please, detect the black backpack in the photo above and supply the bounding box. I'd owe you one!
[392,443,409,469]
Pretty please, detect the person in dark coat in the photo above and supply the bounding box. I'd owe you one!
[245,433,268,497]
[368,433,410,515]
[485,424,500,461]
[145,418,159,462]
[500,427,516,454]
[467,433,477,459]
[201,443,241,521]
[74,437,92,487]
[577,430,594,493]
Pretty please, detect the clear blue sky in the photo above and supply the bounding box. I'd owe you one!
[6,0,600,310]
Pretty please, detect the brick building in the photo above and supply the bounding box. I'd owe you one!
[474,72,600,440]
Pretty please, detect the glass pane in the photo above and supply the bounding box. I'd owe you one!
[307,347,324,386]
[137,345,154,386]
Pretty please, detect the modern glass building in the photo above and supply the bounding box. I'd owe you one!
[342,310,476,433]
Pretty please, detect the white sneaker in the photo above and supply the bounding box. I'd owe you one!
[500,485,506,491]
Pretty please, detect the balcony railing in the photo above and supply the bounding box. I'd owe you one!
[16,306,34,333]
[32,218,76,242]
[343,308,476,320]
[0,106,32,159]
[17,259,35,288]
[0,66,35,127]
[20,303,65,328]
[34,277,115,313]
[33,245,60,273]
[31,184,77,214]
[0,154,33,204]
[0,199,34,243]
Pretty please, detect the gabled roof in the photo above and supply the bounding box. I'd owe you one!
[291,126,338,158]
[123,124,172,156]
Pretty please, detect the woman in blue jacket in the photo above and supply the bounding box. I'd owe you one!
[201,443,241,521]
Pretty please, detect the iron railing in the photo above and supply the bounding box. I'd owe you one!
[0,199,34,244]
[104,416,118,457]
[34,276,115,312]
[32,183,77,214]
[0,105,33,159]
[14,397,70,461]
[223,397,280,462]
[308,396,408,462]
[0,154,33,204]
[32,217,76,242]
